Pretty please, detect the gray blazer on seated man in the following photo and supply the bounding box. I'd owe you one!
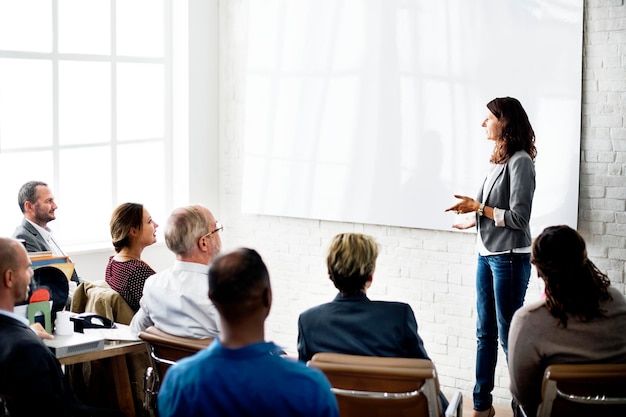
[12,181,80,284]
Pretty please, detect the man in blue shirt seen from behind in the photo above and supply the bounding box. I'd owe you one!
[158,247,339,417]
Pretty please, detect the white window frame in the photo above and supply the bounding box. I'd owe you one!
[0,0,219,251]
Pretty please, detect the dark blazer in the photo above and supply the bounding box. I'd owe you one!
[13,219,80,283]
[0,313,78,417]
[0,314,122,417]
[297,292,429,362]
[297,293,449,411]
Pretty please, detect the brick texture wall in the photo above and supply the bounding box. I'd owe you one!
[218,0,625,405]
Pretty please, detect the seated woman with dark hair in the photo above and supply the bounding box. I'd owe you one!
[508,225,626,417]
[105,202,158,312]
[297,232,447,410]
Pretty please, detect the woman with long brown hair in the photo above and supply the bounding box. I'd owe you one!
[508,225,626,416]
[446,97,537,417]
[105,202,158,311]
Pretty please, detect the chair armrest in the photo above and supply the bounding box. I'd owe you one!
[518,405,529,417]
[444,391,463,417]
[140,326,213,351]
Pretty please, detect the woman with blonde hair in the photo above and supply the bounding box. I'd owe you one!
[105,202,158,311]
[297,232,448,410]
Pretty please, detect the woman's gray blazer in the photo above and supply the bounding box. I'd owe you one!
[477,150,535,252]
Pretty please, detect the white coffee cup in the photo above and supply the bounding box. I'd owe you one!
[55,311,74,336]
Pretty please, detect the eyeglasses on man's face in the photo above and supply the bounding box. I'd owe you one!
[202,221,223,239]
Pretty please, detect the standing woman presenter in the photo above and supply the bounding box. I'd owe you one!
[446,97,537,417]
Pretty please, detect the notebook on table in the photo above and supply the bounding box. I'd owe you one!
[44,332,105,358]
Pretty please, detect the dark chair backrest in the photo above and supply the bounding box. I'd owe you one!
[536,363,626,417]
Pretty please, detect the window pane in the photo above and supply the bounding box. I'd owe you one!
[0,58,53,149]
[116,141,166,228]
[58,146,112,245]
[117,0,164,57]
[58,0,111,55]
[117,63,164,141]
[0,0,52,52]
[59,61,111,145]
[0,150,54,237]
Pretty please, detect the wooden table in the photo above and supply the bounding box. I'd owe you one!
[60,340,146,417]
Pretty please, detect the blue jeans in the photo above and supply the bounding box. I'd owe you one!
[473,253,530,411]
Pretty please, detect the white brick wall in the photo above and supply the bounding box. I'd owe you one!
[218,0,626,406]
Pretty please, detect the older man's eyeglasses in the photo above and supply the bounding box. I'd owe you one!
[202,221,223,239]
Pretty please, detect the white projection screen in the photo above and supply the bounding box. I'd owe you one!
[241,0,583,235]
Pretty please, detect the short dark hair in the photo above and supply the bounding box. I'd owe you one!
[208,248,270,322]
[109,203,144,253]
[17,181,48,213]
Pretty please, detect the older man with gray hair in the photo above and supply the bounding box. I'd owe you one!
[130,205,222,338]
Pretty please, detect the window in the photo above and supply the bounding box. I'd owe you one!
[0,0,182,247]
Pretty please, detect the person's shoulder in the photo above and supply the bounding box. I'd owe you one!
[299,301,333,318]
[608,286,625,300]
[514,297,547,319]
[605,286,626,310]
[12,225,26,239]
[278,355,332,385]
[12,220,32,238]
[0,314,27,332]
[138,260,157,274]
[166,346,213,376]
[370,299,412,312]
[0,318,48,351]
[123,259,156,277]
[274,361,338,415]
[143,267,170,285]
[509,150,533,163]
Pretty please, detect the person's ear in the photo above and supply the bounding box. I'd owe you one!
[2,269,14,289]
[365,274,373,289]
[262,286,272,309]
[23,200,33,213]
[198,236,207,251]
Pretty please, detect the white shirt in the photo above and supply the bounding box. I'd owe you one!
[0,308,30,326]
[26,219,66,256]
[130,260,220,338]
[0,308,42,335]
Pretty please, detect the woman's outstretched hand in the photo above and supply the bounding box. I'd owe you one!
[446,194,478,229]
[445,194,479,214]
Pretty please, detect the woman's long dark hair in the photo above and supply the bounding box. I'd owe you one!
[487,97,537,164]
[532,225,611,327]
